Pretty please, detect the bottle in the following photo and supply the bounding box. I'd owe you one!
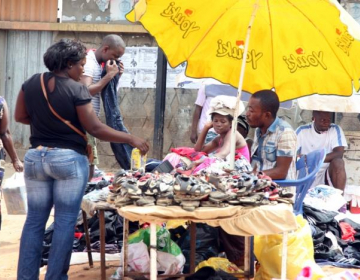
[131,148,147,170]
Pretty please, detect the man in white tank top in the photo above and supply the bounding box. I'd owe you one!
[296,111,347,191]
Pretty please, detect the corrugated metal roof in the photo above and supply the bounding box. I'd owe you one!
[0,0,58,22]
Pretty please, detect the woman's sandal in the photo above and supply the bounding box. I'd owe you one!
[279,188,294,198]
[179,200,200,211]
[209,191,231,202]
[174,175,212,196]
[201,200,229,208]
[156,197,174,206]
[135,195,155,206]
[114,193,134,208]
[252,179,271,192]
[238,194,263,206]
[238,173,255,188]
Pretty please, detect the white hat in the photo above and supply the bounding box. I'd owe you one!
[208,95,244,117]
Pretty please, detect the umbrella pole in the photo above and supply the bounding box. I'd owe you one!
[229,0,260,169]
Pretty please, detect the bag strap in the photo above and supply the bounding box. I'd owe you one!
[40,73,88,142]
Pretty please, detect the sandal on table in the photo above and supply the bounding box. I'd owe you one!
[209,191,231,202]
[238,194,263,206]
[156,197,174,206]
[114,193,133,208]
[135,195,155,206]
[179,200,200,211]
[174,175,212,196]
[201,200,229,208]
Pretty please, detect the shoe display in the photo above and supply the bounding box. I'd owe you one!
[106,168,292,209]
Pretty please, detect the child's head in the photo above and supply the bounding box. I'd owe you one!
[237,115,249,138]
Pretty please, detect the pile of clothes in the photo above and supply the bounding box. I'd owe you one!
[304,205,360,268]
[106,168,294,211]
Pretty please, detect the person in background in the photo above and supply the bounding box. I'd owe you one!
[80,34,127,179]
[0,97,23,230]
[15,39,148,280]
[246,90,297,179]
[296,110,347,191]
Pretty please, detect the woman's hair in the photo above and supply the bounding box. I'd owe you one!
[211,113,233,123]
[43,39,87,71]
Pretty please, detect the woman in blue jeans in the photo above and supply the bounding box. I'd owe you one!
[14,39,149,280]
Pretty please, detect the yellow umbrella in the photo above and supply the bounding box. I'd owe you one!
[127,0,360,170]
[127,0,360,101]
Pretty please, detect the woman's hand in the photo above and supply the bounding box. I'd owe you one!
[13,159,23,172]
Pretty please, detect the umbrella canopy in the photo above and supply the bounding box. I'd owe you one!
[296,0,360,113]
[127,0,360,102]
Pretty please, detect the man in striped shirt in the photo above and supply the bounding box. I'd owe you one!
[80,34,125,179]
[296,111,347,191]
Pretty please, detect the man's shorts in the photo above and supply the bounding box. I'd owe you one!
[312,168,333,189]
[87,133,99,166]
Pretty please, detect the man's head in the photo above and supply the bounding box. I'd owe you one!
[313,110,332,132]
[246,89,279,129]
[97,34,126,63]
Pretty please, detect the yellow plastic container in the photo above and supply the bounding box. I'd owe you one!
[131,148,147,170]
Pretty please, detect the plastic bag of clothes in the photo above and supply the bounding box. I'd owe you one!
[254,215,325,280]
[195,257,243,274]
[177,223,220,273]
[128,226,185,274]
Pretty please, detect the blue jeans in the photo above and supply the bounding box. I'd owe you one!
[101,68,133,170]
[17,147,89,280]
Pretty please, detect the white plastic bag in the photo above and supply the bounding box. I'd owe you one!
[2,172,27,214]
[120,241,186,275]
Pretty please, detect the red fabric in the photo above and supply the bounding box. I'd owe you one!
[170,147,207,161]
[74,232,83,239]
[339,222,356,241]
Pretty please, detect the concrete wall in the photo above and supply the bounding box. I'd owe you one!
[61,0,135,24]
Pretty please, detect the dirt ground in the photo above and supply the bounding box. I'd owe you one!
[0,162,359,280]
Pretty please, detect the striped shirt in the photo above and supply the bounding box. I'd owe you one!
[83,50,102,116]
[251,117,297,180]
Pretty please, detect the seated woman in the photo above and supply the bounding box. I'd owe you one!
[165,96,249,174]
[190,96,249,169]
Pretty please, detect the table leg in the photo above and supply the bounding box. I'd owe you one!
[244,236,251,279]
[250,236,255,278]
[189,222,196,274]
[99,210,106,280]
[82,210,93,268]
[281,231,288,280]
[150,222,157,280]
[122,218,129,278]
